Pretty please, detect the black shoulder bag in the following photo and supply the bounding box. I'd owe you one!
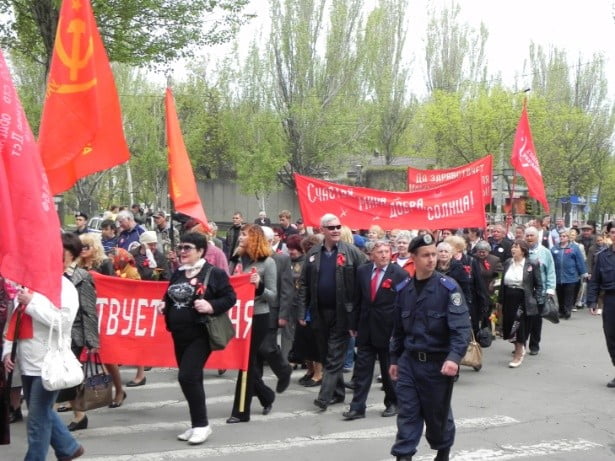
[197,265,235,351]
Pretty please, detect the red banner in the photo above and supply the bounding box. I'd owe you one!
[510,104,549,213]
[295,173,486,230]
[0,50,63,307]
[407,154,493,203]
[92,272,254,371]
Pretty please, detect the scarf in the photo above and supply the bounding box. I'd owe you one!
[179,258,206,278]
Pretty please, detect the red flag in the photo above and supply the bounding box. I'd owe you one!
[38,0,129,194]
[510,103,550,213]
[0,51,63,306]
[165,88,209,228]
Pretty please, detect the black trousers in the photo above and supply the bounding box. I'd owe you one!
[257,325,290,380]
[231,313,274,419]
[556,282,579,316]
[528,314,542,352]
[602,293,615,366]
[172,330,212,428]
[350,344,396,412]
[314,309,349,402]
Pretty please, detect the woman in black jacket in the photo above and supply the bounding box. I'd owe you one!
[498,239,544,368]
[159,232,236,445]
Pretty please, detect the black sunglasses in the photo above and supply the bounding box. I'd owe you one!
[325,225,342,231]
[177,244,196,252]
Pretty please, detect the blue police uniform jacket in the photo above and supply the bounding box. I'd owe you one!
[390,271,471,366]
[587,247,615,306]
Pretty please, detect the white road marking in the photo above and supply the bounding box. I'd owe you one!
[79,416,519,460]
[409,438,602,461]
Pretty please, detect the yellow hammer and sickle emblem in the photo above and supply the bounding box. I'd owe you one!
[48,17,97,95]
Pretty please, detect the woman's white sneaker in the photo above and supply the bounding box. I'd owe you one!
[188,426,212,445]
[177,428,193,441]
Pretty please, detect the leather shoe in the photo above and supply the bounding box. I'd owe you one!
[328,395,345,405]
[529,349,539,356]
[396,456,412,461]
[607,377,615,388]
[276,366,292,393]
[262,404,272,415]
[342,409,365,420]
[126,377,146,387]
[303,378,322,387]
[344,380,357,390]
[9,407,23,423]
[435,447,450,461]
[67,415,88,432]
[109,391,127,408]
[381,404,398,417]
[58,445,84,461]
[298,373,313,385]
[226,416,249,424]
[313,398,328,410]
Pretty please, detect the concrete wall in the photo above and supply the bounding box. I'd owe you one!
[198,179,302,226]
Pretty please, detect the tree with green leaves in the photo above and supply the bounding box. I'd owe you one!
[362,0,414,165]
[0,0,253,76]
[268,0,369,185]
[424,2,488,93]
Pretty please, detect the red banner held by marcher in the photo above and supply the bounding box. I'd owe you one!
[295,173,486,230]
[407,154,493,203]
[92,272,254,371]
[0,50,63,307]
[510,104,549,213]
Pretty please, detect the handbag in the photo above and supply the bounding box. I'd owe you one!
[460,330,482,371]
[197,265,235,351]
[541,295,560,324]
[476,327,493,348]
[73,351,113,411]
[41,316,84,391]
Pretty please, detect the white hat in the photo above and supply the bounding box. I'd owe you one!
[139,231,158,245]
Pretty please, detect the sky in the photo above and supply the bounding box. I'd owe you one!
[172,0,615,99]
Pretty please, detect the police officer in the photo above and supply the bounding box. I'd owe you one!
[587,221,615,387]
[389,234,471,461]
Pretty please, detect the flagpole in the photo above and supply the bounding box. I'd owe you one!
[165,75,177,252]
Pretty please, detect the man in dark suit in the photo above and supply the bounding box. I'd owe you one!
[488,223,512,263]
[343,240,408,420]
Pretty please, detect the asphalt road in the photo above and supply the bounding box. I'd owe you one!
[4,308,615,460]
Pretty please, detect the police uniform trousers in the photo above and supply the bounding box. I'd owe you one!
[349,344,396,413]
[391,351,455,457]
[314,309,348,403]
[602,292,615,366]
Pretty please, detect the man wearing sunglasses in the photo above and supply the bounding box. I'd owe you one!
[298,213,367,411]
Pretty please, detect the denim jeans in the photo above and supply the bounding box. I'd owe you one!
[22,375,80,461]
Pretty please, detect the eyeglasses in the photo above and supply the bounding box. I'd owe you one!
[325,225,342,231]
[177,244,196,252]
[81,245,90,250]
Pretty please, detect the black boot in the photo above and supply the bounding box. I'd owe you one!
[396,457,412,461]
[9,407,23,423]
[434,447,450,461]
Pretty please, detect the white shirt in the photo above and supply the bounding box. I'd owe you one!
[504,258,525,288]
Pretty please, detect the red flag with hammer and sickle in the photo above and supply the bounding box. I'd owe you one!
[39,0,129,194]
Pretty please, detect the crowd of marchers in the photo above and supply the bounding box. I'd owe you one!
[3,206,615,461]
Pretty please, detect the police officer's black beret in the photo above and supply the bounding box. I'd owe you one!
[408,233,435,253]
[75,211,88,220]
